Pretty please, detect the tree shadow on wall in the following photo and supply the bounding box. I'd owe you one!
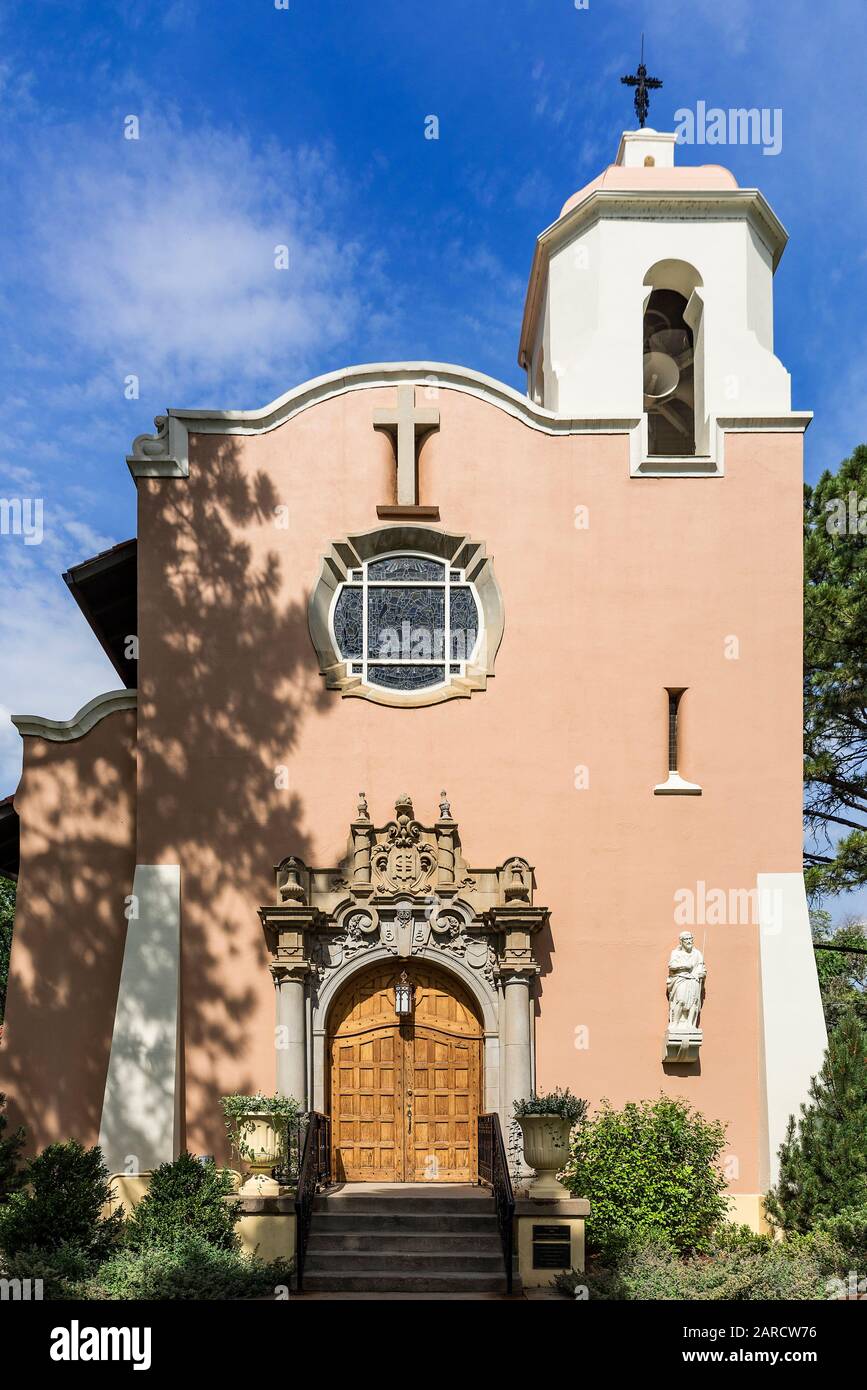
[2,433,333,1165]
[137,434,332,1159]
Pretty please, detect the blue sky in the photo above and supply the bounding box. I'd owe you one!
[0,0,865,914]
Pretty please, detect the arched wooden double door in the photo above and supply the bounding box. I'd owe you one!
[329,963,482,1182]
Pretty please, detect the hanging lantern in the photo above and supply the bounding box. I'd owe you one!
[395,970,414,1017]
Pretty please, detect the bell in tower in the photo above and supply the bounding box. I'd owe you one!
[519,107,793,474]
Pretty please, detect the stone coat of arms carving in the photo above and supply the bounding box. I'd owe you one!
[259,793,549,1001]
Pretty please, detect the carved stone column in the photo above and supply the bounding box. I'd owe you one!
[487,880,548,1166]
[502,969,535,1125]
[271,964,309,1106]
[259,896,323,1109]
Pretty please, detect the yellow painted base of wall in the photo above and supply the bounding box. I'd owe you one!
[235,1212,296,1263]
[726,1194,772,1234]
[105,1169,241,1218]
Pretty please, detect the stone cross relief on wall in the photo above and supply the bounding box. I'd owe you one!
[372,384,440,520]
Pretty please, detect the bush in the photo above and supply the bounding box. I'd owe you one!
[788,1205,867,1280]
[1,1232,294,1301]
[0,1093,25,1203]
[0,1141,123,1260]
[766,1013,867,1234]
[561,1237,829,1301]
[0,1243,98,1299]
[96,1233,293,1300]
[125,1153,238,1252]
[562,1096,729,1260]
[711,1222,775,1255]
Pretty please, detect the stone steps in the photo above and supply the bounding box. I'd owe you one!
[300,1187,517,1295]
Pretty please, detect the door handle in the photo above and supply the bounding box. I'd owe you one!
[407,1101,412,1134]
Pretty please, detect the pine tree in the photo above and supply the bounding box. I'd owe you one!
[766,1012,867,1233]
[804,444,867,897]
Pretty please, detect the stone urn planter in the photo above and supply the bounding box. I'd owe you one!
[221,1093,303,1198]
[513,1089,585,1200]
[517,1114,573,1198]
[238,1113,283,1196]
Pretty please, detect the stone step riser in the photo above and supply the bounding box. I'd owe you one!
[302,1273,509,1294]
[313,1197,492,1215]
[306,1256,504,1274]
[310,1214,498,1233]
[311,1234,503,1253]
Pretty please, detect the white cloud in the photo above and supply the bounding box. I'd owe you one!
[0,558,118,792]
[21,116,370,403]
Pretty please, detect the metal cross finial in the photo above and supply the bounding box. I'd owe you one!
[620,34,662,129]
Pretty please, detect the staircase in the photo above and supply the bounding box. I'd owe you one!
[300,1184,519,1295]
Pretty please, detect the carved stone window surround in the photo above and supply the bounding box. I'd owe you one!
[308,526,504,706]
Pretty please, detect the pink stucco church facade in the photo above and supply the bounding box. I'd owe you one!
[0,129,826,1226]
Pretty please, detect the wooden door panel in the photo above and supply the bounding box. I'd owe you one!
[407,1028,478,1181]
[332,1026,403,1181]
[330,965,481,1182]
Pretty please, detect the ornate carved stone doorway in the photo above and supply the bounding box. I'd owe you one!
[328,962,482,1182]
[259,793,548,1145]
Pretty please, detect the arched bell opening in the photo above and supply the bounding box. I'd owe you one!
[642,259,706,457]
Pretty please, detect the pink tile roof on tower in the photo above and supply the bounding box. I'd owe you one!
[559,162,739,220]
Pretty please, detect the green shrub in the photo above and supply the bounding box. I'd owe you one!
[711,1222,775,1255]
[96,1233,293,1300]
[125,1152,238,1252]
[0,1141,123,1259]
[0,1093,25,1203]
[572,1237,829,1301]
[562,1096,729,1259]
[787,1204,867,1279]
[0,1243,99,1299]
[766,1013,867,1234]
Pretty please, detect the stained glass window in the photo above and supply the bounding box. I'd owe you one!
[333,586,363,659]
[330,552,483,694]
[368,555,445,582]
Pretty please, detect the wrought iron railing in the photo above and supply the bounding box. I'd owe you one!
[478,1112,515,1294]
[293,1111,332,1292]
[272,1115,304,1188]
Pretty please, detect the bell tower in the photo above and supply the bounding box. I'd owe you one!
[519,129,796,472]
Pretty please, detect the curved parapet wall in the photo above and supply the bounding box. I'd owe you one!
[11,689,138,742]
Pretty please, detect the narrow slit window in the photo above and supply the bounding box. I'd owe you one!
[654,687,702,796]
[667,688,684,772]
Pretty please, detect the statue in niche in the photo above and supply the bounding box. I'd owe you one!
[666,932,706,1030]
